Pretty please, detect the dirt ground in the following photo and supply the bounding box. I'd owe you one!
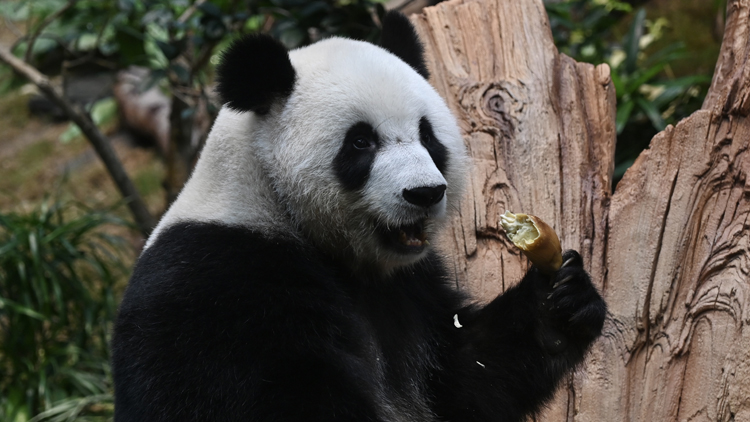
[0,88,167,255]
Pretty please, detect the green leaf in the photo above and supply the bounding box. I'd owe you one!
[660,74,712,88]
[610,71,624,97]
[650,85,688,109]
[138,68,167,92]
[581,8,608,30]
[90,97,118,126]
[142,8,174,26]
[0,237,19,255]
[644,42,687,67]
[202,18,227,41]
[76,33,99,51]
[0,197,126,417]
[115,25,147,65]
[625,62,666,95]
[4,388,31,422]
[58,122,82,144]
[156,40,179,60]
[636,97,667,131]
[0,296,45,320]
[169,63,191,84]
[616,100,635,134]
[198,1,223,18]
[117,0,135,13]
[58,98,116,144]
[623,8,646,74]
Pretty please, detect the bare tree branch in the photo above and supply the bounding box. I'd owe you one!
[0,43,156,237]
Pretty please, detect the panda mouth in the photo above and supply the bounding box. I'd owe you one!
[379,220,428,253]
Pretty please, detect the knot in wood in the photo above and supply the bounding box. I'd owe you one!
[486,93,505,114]
[480,86,518,140]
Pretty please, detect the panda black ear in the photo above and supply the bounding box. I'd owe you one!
[216,35,296,114]
[380,11,429,80]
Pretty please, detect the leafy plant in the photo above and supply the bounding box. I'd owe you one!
[546,0,632,64]
[0,199,129,421]
[609,8,711,179]
[612,9,701,133]
[0,0,254,216]
[546,1,712,183]
[257,0,385,49]
[1,0,389,212]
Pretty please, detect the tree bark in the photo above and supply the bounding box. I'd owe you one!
[414,0,750,420]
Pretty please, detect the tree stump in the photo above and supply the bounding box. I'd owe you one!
[413,0,750,420]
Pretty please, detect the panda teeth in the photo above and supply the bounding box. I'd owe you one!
[398,230,418,246]
[398,223,426,247]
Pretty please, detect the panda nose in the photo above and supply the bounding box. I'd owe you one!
[402,185,447,207]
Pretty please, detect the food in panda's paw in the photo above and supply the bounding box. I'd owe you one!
[500,211,562,274]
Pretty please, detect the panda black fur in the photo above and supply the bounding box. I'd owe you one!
[112,12,607,422]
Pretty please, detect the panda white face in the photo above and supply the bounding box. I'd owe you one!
[152,17,467,273]
[252,38,466,271]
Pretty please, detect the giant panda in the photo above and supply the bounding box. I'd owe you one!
[111,11,606,422]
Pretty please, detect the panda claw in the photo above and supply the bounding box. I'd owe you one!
[552,275,573,290]
[560,257,576,269]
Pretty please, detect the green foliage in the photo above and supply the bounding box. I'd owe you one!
[0,199,128,421]
[2,0,386,81]
[610,9,710,135]
[3,0,386,196]
[546,1,711,183]
[1,0,387,148]
[546,0,631,63]
[608,8,711,180]
[257,0,385,49]
[1,0,254,97]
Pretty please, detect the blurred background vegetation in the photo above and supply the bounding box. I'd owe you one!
[0,0,725,420]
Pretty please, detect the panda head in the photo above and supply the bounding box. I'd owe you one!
[215,12,467,273]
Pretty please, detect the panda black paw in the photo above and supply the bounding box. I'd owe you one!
[537,250,606,350]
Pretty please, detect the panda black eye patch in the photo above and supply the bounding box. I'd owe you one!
[334,122,379,191]
[419,117,448,175]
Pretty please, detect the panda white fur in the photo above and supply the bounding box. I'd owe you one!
[112,12,606,422]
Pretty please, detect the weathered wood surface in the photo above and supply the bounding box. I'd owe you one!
[414,0,750,420]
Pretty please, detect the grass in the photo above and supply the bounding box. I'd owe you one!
[0,89,165,421]
[0,91,30,137]
[0,197,130,421]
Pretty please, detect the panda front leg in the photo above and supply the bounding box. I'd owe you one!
[433,250,606,422]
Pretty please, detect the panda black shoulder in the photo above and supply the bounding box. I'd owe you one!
[113,222,348,351]
[125,223,322,298]
[111,222,378,420]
